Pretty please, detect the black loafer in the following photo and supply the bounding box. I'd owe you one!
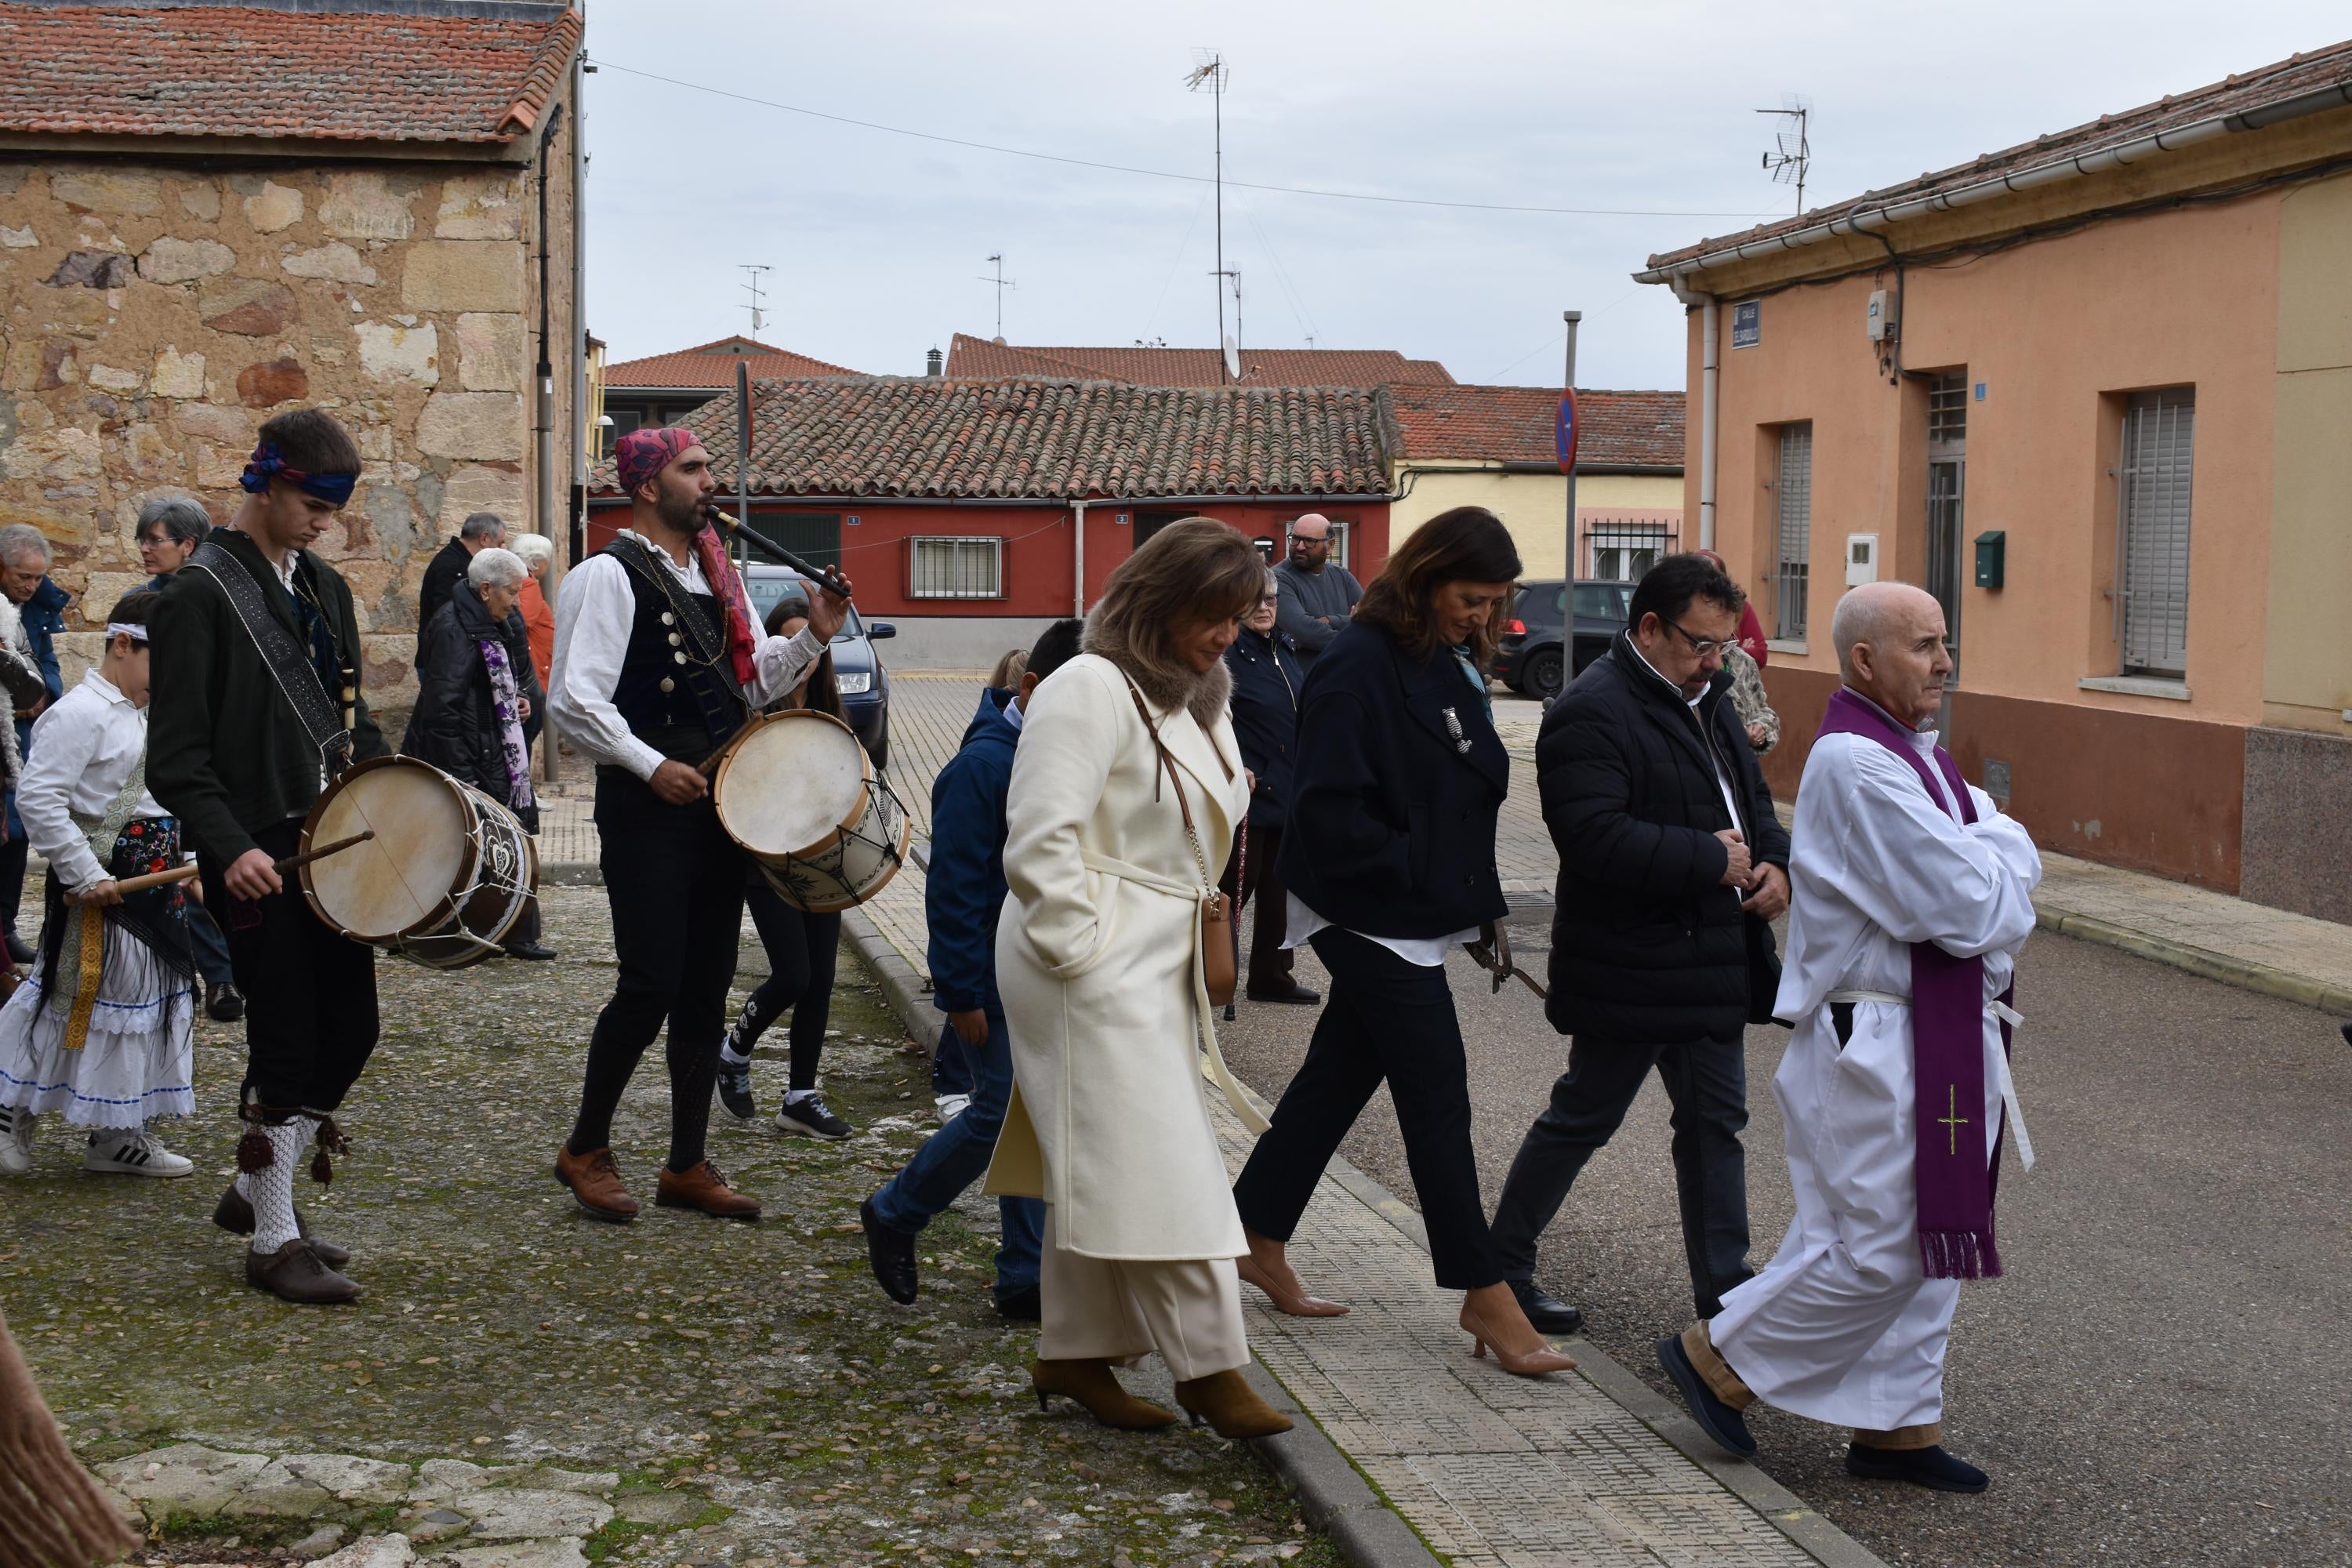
[1656,1334,1757,1457]
[205,980,246,1022]
[1509,1279,1584,1335]
[4,931,31,965]
[859,1196,919,1305]
[993,1283,1042,1322]
[1244,982,1321,1005]
[1846,1443,1988,1493]
[503,941,558,961]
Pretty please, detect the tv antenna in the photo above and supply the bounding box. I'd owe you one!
[738,263,771,335]
[1758,96,1811,214]
[1210,268,1242,379]
[1184,48,1232,380]
[977,252,1017,338]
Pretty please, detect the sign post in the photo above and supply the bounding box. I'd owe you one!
[1559,310,1581,579]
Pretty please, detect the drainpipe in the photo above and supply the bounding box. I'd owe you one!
[534,98,564,565]
[1675,286,1719,551]
[1073,499,1087,616]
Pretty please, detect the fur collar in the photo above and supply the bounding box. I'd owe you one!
[1083,615,1232,731]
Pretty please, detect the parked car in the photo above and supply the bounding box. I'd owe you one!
[743,564,895,769]
[1493,579,1632,700]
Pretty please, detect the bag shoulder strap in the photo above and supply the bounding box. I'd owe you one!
[1122,677,1216,893]
[183,540,351,775]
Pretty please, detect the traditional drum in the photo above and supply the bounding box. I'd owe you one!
[710,710,910,913]
[299,756,538,969]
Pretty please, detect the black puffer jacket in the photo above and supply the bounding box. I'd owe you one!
[1223,625,1305,827]
[1541,633,1789,1044]
[401,586,544,829]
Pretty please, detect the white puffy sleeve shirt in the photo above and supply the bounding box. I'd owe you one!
[20,672,162,893]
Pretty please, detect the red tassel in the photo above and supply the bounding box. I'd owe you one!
[236,1130,272,1173]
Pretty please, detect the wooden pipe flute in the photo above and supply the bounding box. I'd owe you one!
[68,830,376,902]
[701,503,855,601]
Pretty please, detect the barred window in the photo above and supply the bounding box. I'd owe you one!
[909,536,1005,600]
[2117,389,2195,677]
[1772,423,1813,641]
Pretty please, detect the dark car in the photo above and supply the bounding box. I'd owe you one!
[744,565,895,769]
[1493,579,1632,699]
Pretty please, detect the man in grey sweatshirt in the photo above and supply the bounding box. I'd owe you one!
[1270,514,1362,666]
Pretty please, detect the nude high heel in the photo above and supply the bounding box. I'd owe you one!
[1236,1254,1351,1318]
[1459,1304,1577,1377]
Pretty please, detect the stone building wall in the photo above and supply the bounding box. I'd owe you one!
[0,125,579,718]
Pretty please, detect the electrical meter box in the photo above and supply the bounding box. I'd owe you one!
[1865,289,1898,342]
[1845,534,1879,586]
[1974,530,2006,588]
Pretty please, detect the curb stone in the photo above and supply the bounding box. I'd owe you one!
[2032,907,2352,1018]
[837,906,1442,1568]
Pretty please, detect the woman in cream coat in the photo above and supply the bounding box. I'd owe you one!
[985,518,1290,1440]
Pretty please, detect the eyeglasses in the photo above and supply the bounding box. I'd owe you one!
[1660,615,1729,659]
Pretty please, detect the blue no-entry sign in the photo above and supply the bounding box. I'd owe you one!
[1555,389,1580,474]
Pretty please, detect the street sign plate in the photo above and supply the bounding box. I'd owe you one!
[1556,389,1579,474]
[1732,299,1761,349]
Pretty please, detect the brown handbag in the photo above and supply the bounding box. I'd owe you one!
[1125,682,1238,1007]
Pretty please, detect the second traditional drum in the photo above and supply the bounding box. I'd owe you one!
[710,710,909,913]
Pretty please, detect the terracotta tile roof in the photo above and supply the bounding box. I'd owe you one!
[1646,38,2352,273]
[603,336,862,388]
[944,333,1454,388]
[590,376,1396,500]
[0,2,579,144]
[1389,384,1684,471]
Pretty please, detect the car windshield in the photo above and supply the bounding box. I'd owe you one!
[745,572,864,641]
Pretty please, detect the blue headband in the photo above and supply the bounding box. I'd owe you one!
[238,442,357,506]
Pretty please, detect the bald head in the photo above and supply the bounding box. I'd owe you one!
[1833,583,1951,728]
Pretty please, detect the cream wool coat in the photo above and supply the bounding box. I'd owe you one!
[982,652,1260,1261]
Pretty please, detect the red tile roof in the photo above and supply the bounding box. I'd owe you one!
[944,333,1454,388]
[590,376,1396,501]
[0,2,579,144]
[603,337,862,388]
[1389,384,1684,471]
[1646,38,2352,272]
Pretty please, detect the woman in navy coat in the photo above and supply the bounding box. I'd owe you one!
[1230,506,1574,1379]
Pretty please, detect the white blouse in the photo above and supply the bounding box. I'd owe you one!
[20,671,162,893]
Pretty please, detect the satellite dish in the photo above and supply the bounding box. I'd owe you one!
[1221,335,1241,381]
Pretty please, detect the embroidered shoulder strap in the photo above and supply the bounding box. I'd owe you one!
[182,540,352,778]
[606,536,724,663]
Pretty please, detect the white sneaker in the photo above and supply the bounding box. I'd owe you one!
[0,1106,34,1175]
[934,1094,971,1125]
[83,1127,195,1179]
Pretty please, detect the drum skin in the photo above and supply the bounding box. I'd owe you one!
[299,756,539,968]
[711,710,910,913]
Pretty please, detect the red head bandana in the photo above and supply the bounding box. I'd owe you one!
[615,426,701,496]
[615,425,760,687]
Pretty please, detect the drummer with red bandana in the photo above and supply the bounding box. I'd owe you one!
[547,426,845,1223]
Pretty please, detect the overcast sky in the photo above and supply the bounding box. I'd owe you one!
[582,1,2346,391]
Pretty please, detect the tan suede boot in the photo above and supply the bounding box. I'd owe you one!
[1173,1370,1293,1439]
[1029,1358,1179,1430]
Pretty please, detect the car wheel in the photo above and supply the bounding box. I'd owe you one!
[1525,648,1566,701]
[868,726,889,771]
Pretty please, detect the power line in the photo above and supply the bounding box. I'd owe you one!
[589,59,1775,220]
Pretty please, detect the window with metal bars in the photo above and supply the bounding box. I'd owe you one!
[1928,374,1969,445]
[909,535,1006,600]
[1772,423,1813,641]
[2116,390,2195,677]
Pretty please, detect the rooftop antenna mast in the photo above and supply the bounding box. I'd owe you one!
[977,252,1017,338]
[1184,48,1232,381]
[1757,96,1811,215]
[738,263,772,335]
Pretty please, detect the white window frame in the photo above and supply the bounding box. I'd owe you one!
[907,535,1006,601]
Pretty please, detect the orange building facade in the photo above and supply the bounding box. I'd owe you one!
[1639,45,2352,921]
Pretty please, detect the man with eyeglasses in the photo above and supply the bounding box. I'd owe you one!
[1269,514,1360,670]
[1486,553,1790,1338]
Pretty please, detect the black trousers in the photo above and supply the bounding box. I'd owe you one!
[200,818,379,1116]
[1218,820,1294,993]
[1232,927,1501,1290]
[1488,1032,1754,1317]
[737,877,840,1094]
[567,768,745,1173]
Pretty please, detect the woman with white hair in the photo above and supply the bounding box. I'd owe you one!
[401,546,554,960]
[507,532,557,691]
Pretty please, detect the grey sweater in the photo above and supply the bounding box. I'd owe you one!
[1272,559,1363,660]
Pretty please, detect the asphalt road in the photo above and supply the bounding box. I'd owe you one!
[1215,913,2352,1568]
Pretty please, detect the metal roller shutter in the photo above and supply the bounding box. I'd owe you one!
[2118,390,2195,677]
[1773,423,1813,641]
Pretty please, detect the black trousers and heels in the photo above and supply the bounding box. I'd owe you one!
[1232,927,1502,1290]
[733,876,840,1094]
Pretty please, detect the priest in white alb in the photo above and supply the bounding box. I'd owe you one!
[1657,581,2042,1494]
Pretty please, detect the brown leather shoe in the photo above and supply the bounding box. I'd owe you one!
[245,1239,361,1305]
[655,1159,761,1220]
[212,1182,352,1268]
[555,1145,640,1222]
[1173,1370,1293,1439]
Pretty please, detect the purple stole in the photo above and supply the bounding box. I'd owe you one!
[1815,688,2011,1281]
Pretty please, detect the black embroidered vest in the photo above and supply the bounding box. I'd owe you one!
[603,542,747,766]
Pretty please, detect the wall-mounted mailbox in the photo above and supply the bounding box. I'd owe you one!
[1974,530,2005,588]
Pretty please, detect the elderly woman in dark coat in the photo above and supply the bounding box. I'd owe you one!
[401,545,553,960]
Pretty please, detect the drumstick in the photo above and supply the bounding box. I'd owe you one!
[71,831,376,901]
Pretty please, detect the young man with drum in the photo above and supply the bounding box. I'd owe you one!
[547,426,844,1224]
[149,407,387,1305]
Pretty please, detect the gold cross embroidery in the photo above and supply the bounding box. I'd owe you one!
[1938,1084,1969,1156]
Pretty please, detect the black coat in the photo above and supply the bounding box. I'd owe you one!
[1223,626,1305,827]
[401,586,545,829]
[416,537,472,654]
[1278,622,1509,940]
[1541,633,1791,1044]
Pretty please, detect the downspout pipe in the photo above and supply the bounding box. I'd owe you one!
[532,97,564,561]
[1668,281,1719,553]
[1073,498,1087,617]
